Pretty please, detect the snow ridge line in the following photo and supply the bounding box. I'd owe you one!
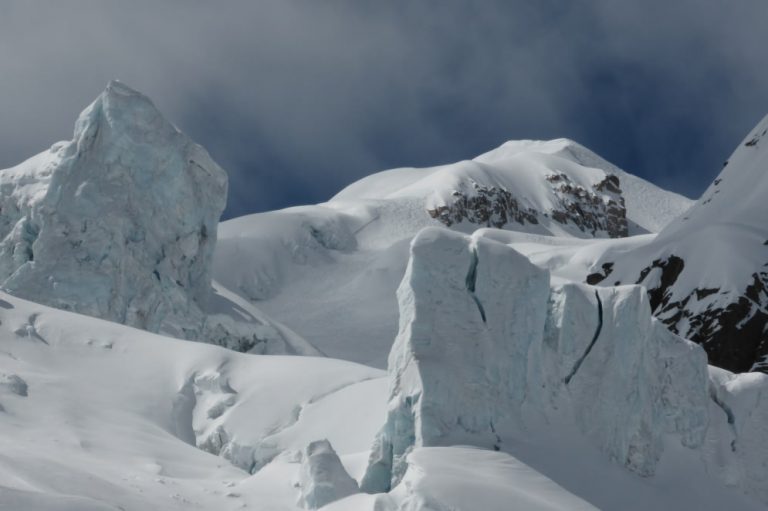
[563,290,603,385]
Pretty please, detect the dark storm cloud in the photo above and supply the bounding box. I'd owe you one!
[1,1,766,218]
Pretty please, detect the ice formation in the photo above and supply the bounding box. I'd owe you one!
[362,227,710,492]
[297,440,359,509]
[0,81,313,354]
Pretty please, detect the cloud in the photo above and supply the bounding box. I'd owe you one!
[1,1,766,218]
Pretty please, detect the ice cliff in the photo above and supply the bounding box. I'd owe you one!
[0,81,315,354]
[362,227,711,492]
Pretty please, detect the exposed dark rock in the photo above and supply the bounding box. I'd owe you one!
[630,256,768,373]
[635,256,686,312]
[427,183,538,229]
[428,174,628,238]
[586,262,614,285]
[695,288,719,300]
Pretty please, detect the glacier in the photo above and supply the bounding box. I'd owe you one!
[0,81,766,510]
[0,81,316,355]
[362,227,711,492]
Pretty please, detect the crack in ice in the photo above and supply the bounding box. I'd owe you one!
[564,290,603,385]
[465,245,487,323]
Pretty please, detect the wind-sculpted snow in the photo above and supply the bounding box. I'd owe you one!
[362,227,710,492]
[0,81,315,354]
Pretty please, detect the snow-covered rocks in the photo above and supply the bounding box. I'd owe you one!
[331,138,691,241]
[586,113,768,372]
[363,227,710,491]
[297,440,359,509]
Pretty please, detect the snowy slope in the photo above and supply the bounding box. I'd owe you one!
[0,290,384,510]
[215,138,689,367]
[333,138,691,236]
[580,114,768,372]
[0,274,764,510]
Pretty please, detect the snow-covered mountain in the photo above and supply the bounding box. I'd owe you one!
[578,114,768,373]
[214,137,691,367]
[1,82,767,511]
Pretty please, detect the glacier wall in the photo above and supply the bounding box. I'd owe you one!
[0,81,225,338]
[0,81,310,353]
[362,227,711,492]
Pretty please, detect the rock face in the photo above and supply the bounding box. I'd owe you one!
[0,81,316,354]
[428,172,628,237]
[362,227,710,492]
[589,113,768,373]
[297,440,359,510]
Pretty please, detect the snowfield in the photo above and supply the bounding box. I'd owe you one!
[0,82,766,510]
[0,254,766,510]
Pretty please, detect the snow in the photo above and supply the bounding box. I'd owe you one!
[570,113,768,371]
[215,137,689,368]
[0,289,383,510]
[388,447,597,511]
[0,232,762,510]
[0,81,764,511]
[473,138,692,233]
[333,137,691,236]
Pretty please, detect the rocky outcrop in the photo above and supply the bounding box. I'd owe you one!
[628,263,768,373]
[428,172,628,237]
[427,182,539,229]
[589,113,768,373]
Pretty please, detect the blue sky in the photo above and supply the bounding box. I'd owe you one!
[1,1,766,219]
